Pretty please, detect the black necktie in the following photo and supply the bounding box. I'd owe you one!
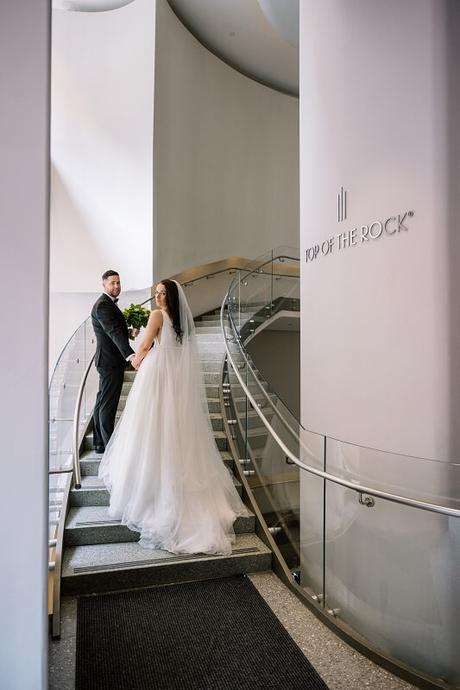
[114,298,119,304]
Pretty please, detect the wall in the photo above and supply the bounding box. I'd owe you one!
[300,0,460,462]
[0,1,49,687]
[51,0,155,292]
[299,1,460,682]
[247,330,299,418]
[50,0,156,370]
[153,0,299,281]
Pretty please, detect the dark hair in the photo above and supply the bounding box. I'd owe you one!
[102,270,119,281]
[160,279,183,343]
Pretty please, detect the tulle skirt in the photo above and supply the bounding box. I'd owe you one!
[99,343,248,555]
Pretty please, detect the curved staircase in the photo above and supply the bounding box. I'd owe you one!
[61,310,271,596]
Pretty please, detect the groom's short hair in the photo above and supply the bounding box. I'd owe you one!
[102,270,119,281]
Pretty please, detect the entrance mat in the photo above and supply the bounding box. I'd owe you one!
[76,575,328,690]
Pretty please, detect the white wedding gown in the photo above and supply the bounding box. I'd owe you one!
[99,307,249,556]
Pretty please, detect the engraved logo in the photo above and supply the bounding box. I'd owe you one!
[337,187,347,223]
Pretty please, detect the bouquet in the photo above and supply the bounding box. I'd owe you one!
[123,304,151,338]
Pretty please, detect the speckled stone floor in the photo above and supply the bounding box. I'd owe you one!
[248,572,416,690]
[49,571,417,690]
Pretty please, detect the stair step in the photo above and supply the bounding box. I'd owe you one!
[197,314,221,323]
[61,533,271,595]
[197,319,221,327]
[199,350,224,361]
[200,360,224,372]
[72,467,240,506]
[203,371,221,385]
[205,383,220,398]
[233,394,276,411]
[196,343,226,355]
[71,473,241,507]
[122,381,225,400]
[231,410,274,430]
[114,407,224,431]
[80,448,234,477]
[64,506,255,545]
[195,333,224,343]
[246,427,268,448]
[207,398,221,413]
[194,325,222,334]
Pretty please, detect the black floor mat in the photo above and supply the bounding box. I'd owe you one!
[76,575,329,690]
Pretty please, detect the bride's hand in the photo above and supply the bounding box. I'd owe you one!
[131,356,141,370]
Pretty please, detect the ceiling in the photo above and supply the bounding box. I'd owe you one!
[52,0,299,96]
[167,0,299,96]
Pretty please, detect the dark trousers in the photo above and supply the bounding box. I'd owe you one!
[93,366,125,451]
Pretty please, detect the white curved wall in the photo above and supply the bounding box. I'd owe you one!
[50,0,155,293]
[153,0,299,280]
[50,0,155,369]
[300,0,460,462]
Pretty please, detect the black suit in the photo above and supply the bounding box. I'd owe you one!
[91,294,134,451]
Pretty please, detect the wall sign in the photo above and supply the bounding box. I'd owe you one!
[305,190,414,264]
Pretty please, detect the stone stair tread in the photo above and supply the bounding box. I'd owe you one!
[72,459,241,498]
[62,532,270,579]
[219,450,233,461]
[66,504,255,532]
[74,476,105,490]
[71,471,241,493]
[80,450,103,461]
[81,448,232,462]
[247,426,267,437]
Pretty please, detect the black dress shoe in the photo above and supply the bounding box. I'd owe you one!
[94,447,105,455]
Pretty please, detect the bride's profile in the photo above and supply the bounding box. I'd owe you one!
[99,278,248,555]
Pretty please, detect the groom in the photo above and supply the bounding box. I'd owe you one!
[91,270,135,454]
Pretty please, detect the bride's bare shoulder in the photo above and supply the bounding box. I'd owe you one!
[148,309,163,324]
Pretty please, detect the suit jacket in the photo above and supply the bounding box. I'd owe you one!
[91,294,134,368]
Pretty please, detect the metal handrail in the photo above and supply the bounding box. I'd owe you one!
[72,353,95,488]
[221,289,460,520]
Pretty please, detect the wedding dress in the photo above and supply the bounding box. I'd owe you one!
[99,282,248,555]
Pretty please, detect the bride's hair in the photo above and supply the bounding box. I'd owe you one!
[161,279,184,343]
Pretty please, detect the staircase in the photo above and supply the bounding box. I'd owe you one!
[61,311,271,596]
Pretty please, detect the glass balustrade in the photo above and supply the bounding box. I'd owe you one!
[49,318,97,473]
[221,246,460,687]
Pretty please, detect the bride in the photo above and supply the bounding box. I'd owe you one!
[99,279,248,555]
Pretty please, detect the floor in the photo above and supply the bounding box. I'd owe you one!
[49,570,416,690]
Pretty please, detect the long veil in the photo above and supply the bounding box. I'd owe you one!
[172,280,221,478]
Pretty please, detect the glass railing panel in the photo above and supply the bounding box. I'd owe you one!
[228,249,274,329]
[48,317,96,472]
[324,482,460,685]
[298,428,326,599]
[238,276,273,331]
[49,419,74,472]
[228,353,302,570]
[326,439,460,510]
